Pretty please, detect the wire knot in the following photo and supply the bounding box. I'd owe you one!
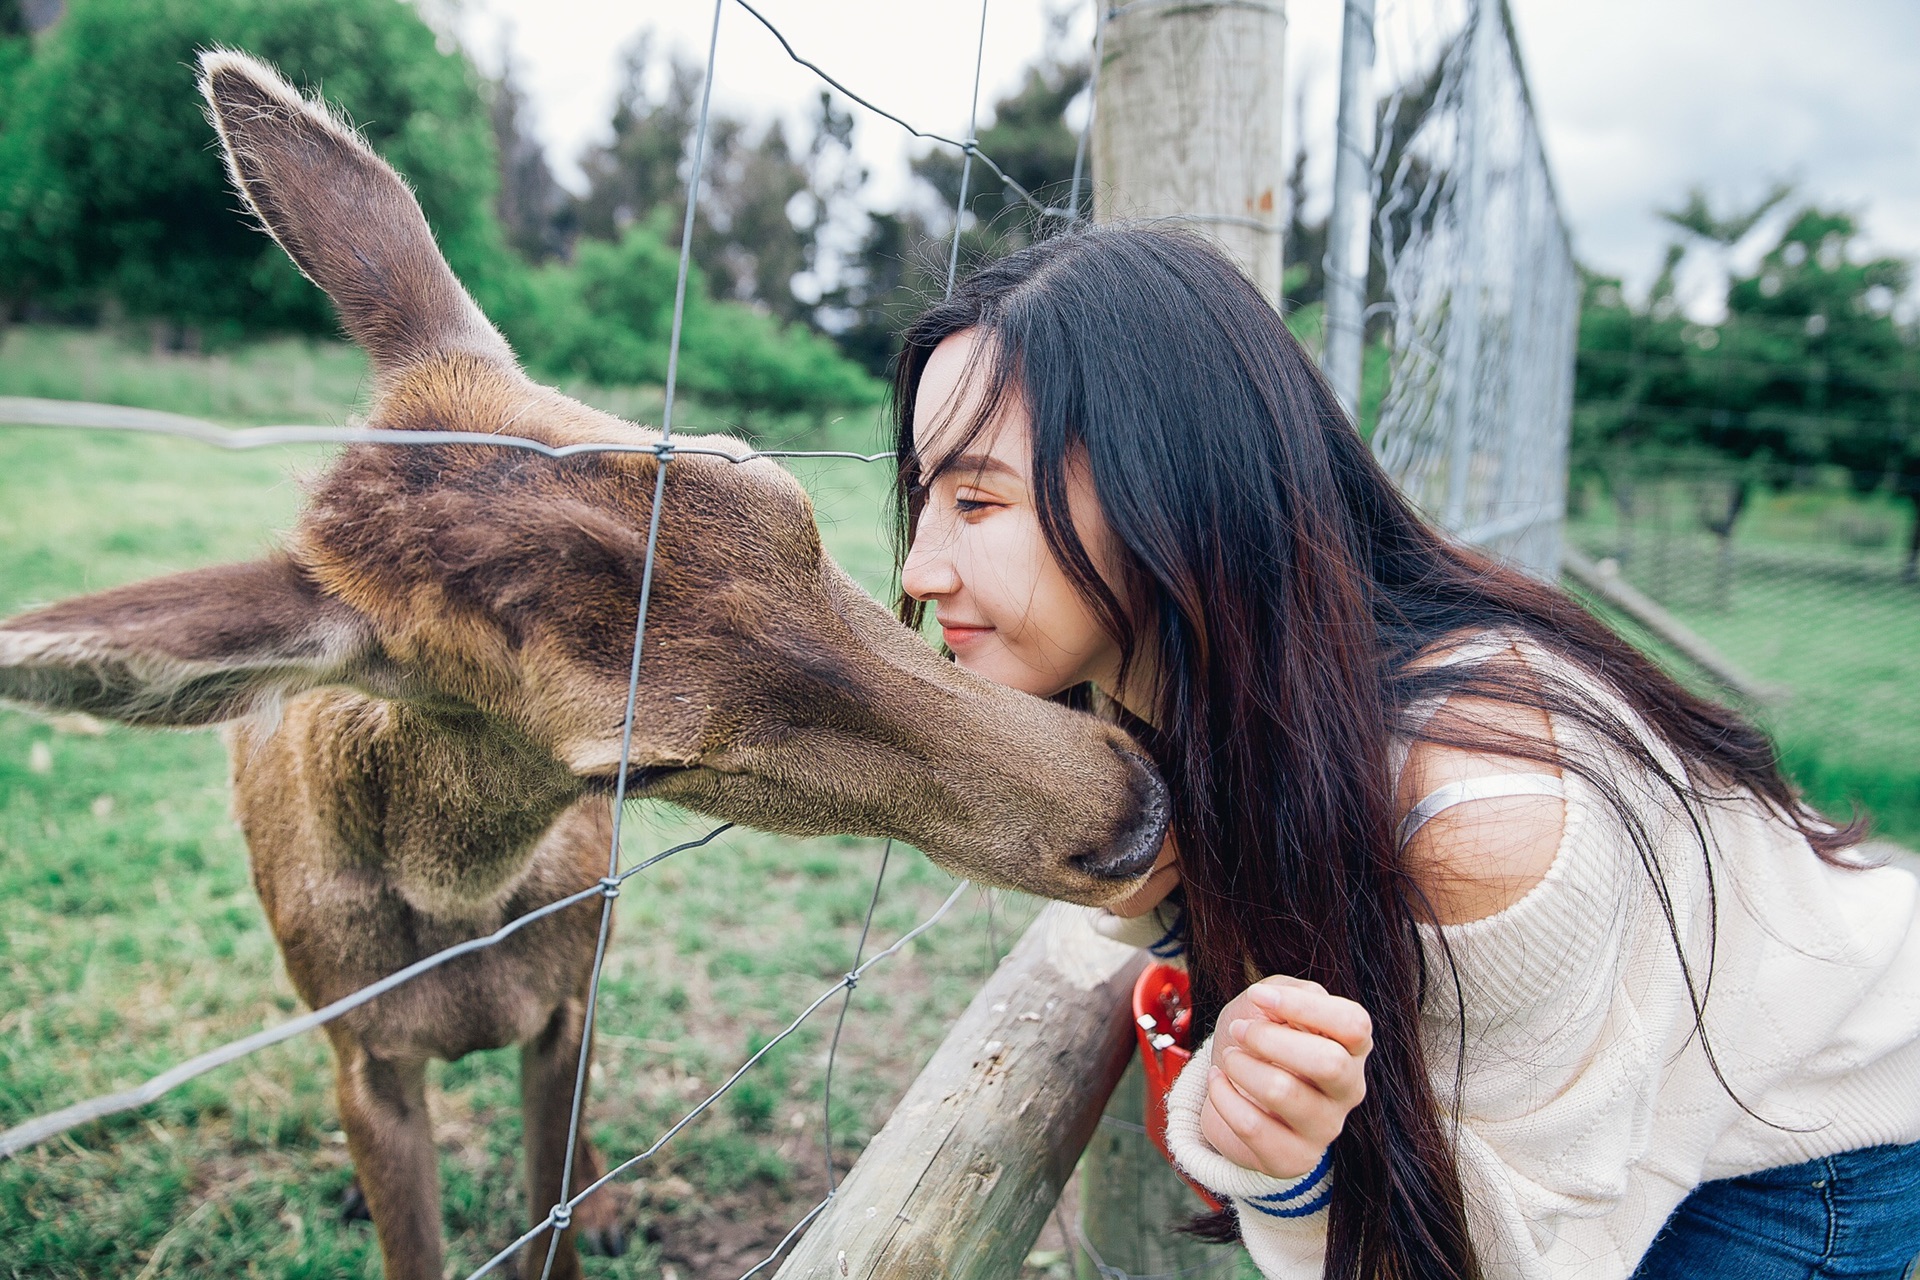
[550,1203,573,1231]
[652,442,677,461]
[842,971,860,991]
[598,875,622,899]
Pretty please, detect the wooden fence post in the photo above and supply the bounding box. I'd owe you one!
[1092,0,1290,308]
[1075,1062,1240,1279]
[1082,0,1288,1270]
[771,904,1145,1278]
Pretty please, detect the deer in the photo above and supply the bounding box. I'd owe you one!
[0,51,1170,1280]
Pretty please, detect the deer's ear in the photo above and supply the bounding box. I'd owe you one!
[0,557,374,726]
[197,48,511,374]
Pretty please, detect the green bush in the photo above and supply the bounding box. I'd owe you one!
[0,0,878,417]
[503,222,681,387]
[500,220,881,418]
[681,300,882,416]
[0,0,509,336]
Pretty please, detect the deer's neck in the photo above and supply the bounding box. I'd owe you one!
[234,691,591,921]
[369,701,588,916]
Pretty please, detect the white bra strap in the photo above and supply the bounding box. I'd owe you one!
[1397,774,1565,848]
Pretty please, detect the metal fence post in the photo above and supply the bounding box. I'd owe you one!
[1442,0,1494,532]
[1322,0,1378,420]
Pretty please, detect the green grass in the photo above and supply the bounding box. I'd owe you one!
[0,328,1168,1278]
[1567,481,1920,844]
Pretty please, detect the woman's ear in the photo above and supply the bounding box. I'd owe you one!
[0,556,374,726]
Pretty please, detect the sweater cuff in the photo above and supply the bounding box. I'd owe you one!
[1163,1037,1333,1216]
[1090,895,1187,961]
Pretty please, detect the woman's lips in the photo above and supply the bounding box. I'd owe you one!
[939,622,994,649]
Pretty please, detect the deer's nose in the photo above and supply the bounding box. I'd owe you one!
[1072,751,1172,881]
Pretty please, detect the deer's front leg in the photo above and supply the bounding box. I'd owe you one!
[330,1031,442,1280]
[520,997,626,1280]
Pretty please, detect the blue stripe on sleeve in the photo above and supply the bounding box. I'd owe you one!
[1246,1148,1332,1207]
[1244,1185,1331,1218]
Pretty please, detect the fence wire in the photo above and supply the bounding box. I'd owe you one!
[0,2,1024,1275]
[1363,0,1579,579]
[1564,457,1920,824]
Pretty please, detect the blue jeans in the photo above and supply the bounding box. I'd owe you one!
[1631,1143,1920,1280]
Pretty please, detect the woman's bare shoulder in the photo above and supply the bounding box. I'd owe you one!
[1397,641,1567,927]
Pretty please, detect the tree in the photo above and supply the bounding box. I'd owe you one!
[490,51,572,263]
[0,0,28,136]
[823,22,1092,377]
[912,17,1090,261]
[1717,208,1919,577]
[573,39,863,330]
[814,209,937,379]
[0,0,512,340]
[1573,198,1919,578]
[503,215,879,420]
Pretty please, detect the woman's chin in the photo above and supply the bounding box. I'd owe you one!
[955,647,1065,700]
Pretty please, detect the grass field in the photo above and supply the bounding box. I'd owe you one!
[0,327,1178,1279]
[1567,482,1920,845]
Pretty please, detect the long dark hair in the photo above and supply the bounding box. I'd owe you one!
[890,225,1860,1280]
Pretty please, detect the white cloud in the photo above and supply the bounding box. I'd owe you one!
[1508,0,1920,291]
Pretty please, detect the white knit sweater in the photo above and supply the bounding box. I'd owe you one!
[1162,640,1920,1278]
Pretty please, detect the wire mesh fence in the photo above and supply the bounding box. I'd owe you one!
[1564,456,1920,842]
[1362,0,1579,579]
[1,0,1605,1275]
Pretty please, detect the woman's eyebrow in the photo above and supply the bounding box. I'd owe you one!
[944,452,1021,482]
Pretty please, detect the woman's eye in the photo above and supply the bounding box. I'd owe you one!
[954,496,1000,515]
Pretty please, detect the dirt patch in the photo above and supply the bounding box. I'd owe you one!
[644,1146,834,1280]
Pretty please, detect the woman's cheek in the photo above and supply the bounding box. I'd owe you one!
[963,518,1036,635]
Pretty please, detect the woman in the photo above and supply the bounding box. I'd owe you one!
[892,225,1920,1279]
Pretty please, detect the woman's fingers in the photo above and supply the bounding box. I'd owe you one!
[1246,978,1374,1058]
[1226,1019,1367,1107]
[1198,975,1373,1181]
[1203,1066,1327,1179]
[1217,1042,1349,1147]
[1198,1086,1265,1170]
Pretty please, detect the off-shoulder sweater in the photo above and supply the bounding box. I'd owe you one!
[1162,637,1920,1278]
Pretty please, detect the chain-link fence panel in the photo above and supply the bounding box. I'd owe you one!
[1364,0,1579,579]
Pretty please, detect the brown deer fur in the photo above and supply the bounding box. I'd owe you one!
[0,51,1169,1280]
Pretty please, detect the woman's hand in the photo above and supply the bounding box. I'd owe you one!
[1198,976,1372,1179]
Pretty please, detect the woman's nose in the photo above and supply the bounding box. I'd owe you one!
[901,526,960,602]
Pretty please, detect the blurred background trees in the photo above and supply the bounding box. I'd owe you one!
[0,0,891,417]
[0,0,1122,412]
[1575,194,1920,577]
[0,0,508,340]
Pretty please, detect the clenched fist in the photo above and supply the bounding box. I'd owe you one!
[1199,975,1373,1179]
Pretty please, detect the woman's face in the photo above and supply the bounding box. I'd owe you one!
[901,329,1126,701]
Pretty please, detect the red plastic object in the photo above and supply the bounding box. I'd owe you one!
[1131,962,1224,1211]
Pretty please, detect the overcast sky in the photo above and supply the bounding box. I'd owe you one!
[453,0,1920,303]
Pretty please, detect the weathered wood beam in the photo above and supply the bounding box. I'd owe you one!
[1563,547,1783,703]
[772,903,1145,1279]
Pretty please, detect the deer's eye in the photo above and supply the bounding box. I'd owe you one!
[622,764,689,792]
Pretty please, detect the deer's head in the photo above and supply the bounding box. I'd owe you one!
[0,51,1168,906]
